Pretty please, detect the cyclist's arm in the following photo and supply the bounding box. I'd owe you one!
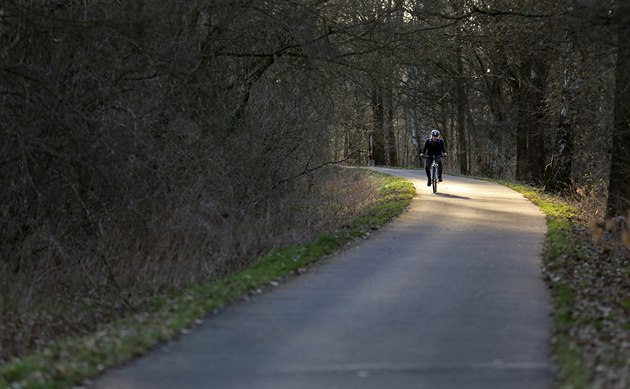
[421,139,429,155]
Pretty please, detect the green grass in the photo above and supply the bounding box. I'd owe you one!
[499,181,577,219]
[0,171,415,389]
[554,334,591,389]
[500,181,590,388]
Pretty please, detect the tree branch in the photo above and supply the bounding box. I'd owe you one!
[274,149,362,188]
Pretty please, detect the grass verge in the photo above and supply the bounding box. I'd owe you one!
[0,171,415,389]
[499,181,594,389]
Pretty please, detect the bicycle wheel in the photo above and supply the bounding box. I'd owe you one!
[432,164,438,193]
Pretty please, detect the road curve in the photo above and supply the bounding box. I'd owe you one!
[93,169,554,389]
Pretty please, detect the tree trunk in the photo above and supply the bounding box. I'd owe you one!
[546,111,573,193]
[546,30,576,193]
[385,84,398,166]
[526,53,547,184]
[607,5,630,216]
[456,46,469,175]
[515,58,530,181]
[371,82,386,165]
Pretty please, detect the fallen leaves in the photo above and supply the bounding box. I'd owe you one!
[545,221,630,388]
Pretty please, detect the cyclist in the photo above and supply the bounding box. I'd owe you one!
[420,130,448,186]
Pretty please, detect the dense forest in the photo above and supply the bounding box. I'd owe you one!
[0,0,628,373]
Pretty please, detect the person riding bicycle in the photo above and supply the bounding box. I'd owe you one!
[420,130,448,186]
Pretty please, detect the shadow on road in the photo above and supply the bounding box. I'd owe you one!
[434,193,470,200]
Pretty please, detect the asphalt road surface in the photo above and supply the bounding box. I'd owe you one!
[94,169,554,389]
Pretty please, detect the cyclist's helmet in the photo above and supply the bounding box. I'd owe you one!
[431,130,440,137]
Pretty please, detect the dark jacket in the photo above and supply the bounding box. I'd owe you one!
[422,138,447,156]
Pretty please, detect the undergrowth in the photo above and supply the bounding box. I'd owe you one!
[0,171,415,389]
[503,181,630,389]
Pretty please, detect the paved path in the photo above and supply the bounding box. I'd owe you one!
[94,169,554,389]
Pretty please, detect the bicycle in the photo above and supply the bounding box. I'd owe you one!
[422,155,445,194]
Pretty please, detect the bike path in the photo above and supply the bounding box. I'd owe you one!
[93,169,554,389]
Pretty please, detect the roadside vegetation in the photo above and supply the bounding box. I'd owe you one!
[0,169,415,389]
[502,182,629,389]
